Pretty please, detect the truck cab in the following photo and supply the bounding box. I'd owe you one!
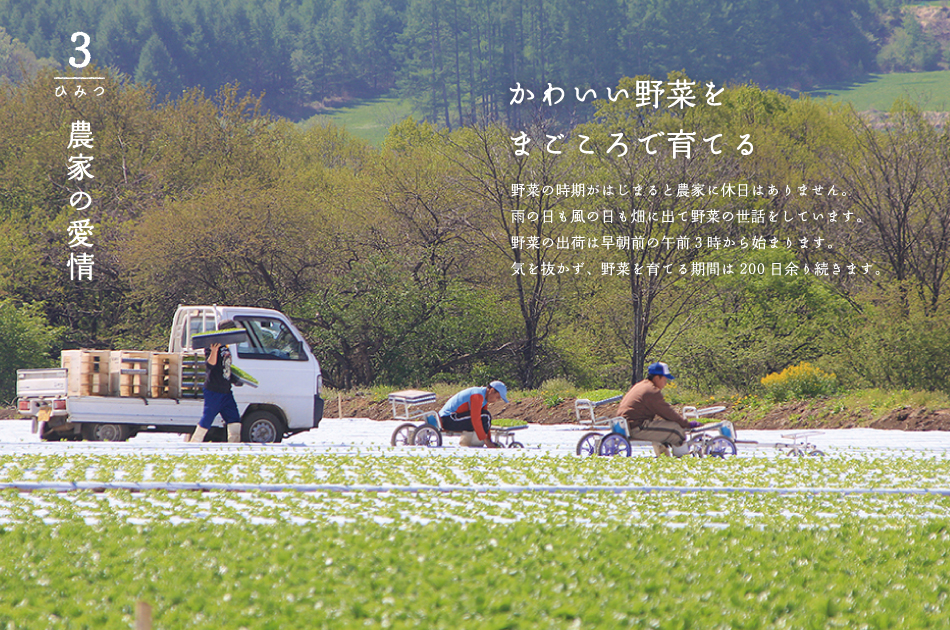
[17,305,325,443]
[169,305,325,442]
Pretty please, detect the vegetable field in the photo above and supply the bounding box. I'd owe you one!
[2,420,950,629]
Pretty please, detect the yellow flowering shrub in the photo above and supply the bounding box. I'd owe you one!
[760,362,838,402]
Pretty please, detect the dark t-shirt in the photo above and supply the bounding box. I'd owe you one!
[204,345,237,394]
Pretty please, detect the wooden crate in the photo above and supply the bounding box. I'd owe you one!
[150,353,182,398]
[60,349,111,396]
[179,351,205,398]
[110,351,151,397]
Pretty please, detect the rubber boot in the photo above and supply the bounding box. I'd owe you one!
[459,431,485,447]
[653,442,671,457]
[190,426,208,443]
[671,442,690,458]
[227,422,242,443]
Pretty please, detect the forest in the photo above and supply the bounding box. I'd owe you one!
[0,0,917,124]
[1,65,949,402]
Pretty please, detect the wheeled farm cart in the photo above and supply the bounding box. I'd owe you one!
[573,395,825,457]
[388,389,527,448]
[575,406,737,457]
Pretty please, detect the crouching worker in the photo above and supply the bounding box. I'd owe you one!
[190,320,244,443]
[438,380,509,448]
[617,362,698,457]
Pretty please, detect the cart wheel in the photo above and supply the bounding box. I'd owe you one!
[685,439,704,458]
[704,436,737,458]
[411,425,442,447]
[390,422,418,447]
[576,432,603,457]
[508,441,524,448]
[598,433,632,457]
[784,447,803,457]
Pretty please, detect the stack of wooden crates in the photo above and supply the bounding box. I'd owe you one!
[60,349,206,399]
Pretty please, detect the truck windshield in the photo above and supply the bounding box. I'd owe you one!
[234,317,306,361]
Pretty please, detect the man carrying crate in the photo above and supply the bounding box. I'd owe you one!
[617,362,699,457]
[438,380,509,448]
[190,320,245,443]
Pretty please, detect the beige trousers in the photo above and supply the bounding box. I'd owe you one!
[627,417,686,457]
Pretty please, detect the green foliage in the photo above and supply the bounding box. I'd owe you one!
[545,324,622,390]
[11,448,950,489]
[877,12,943,72]
[838,387,950,417]
[300,256,519,389]
[537,378,578,408]
[575,389,623,403]
[0,299,61,403]
[834,287,950,395]
[760,361,839,402]
[490,417,524,427]
[0,0,882,120]
[0,26,50,84]
[673,250,852,393]
[3,519,950,628]
[134,33,182,96]
[5,449,950,628]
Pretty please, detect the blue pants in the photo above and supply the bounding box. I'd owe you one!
[199,388,241,429]
[439,412,491,435]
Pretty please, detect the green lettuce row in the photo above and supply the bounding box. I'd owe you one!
[2,489,950,528]
[3,452,950,490]
[1,521,949,629]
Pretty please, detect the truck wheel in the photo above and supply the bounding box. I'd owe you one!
[82,423,131,442]
[242,411,284,444]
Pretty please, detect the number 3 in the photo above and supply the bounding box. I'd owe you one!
[70,32,91,69]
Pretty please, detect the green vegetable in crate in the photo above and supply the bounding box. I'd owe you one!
[230,365,259,388]
[191,327,248,349]
[491,418,526,428]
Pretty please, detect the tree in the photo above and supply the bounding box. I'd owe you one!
[135,33,183,98]
[0,26,48,84]
[97,3,145,77]
[398,0,453,127]
[673,249,852,391]
[824,103,950,313]
[0,299,61,403]
[124,177,337,318]
[352,0,401,91]
[579,74,745,384]
[877,12,942,72]
[440,121,579,388]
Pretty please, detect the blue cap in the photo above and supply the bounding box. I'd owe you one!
[647,362,675,380]
[489,380,509,403]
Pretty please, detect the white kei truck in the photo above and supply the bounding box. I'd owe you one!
[15,305,326,443]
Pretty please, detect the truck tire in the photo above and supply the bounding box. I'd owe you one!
[242,411,284,444]
[82,423,132,442]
